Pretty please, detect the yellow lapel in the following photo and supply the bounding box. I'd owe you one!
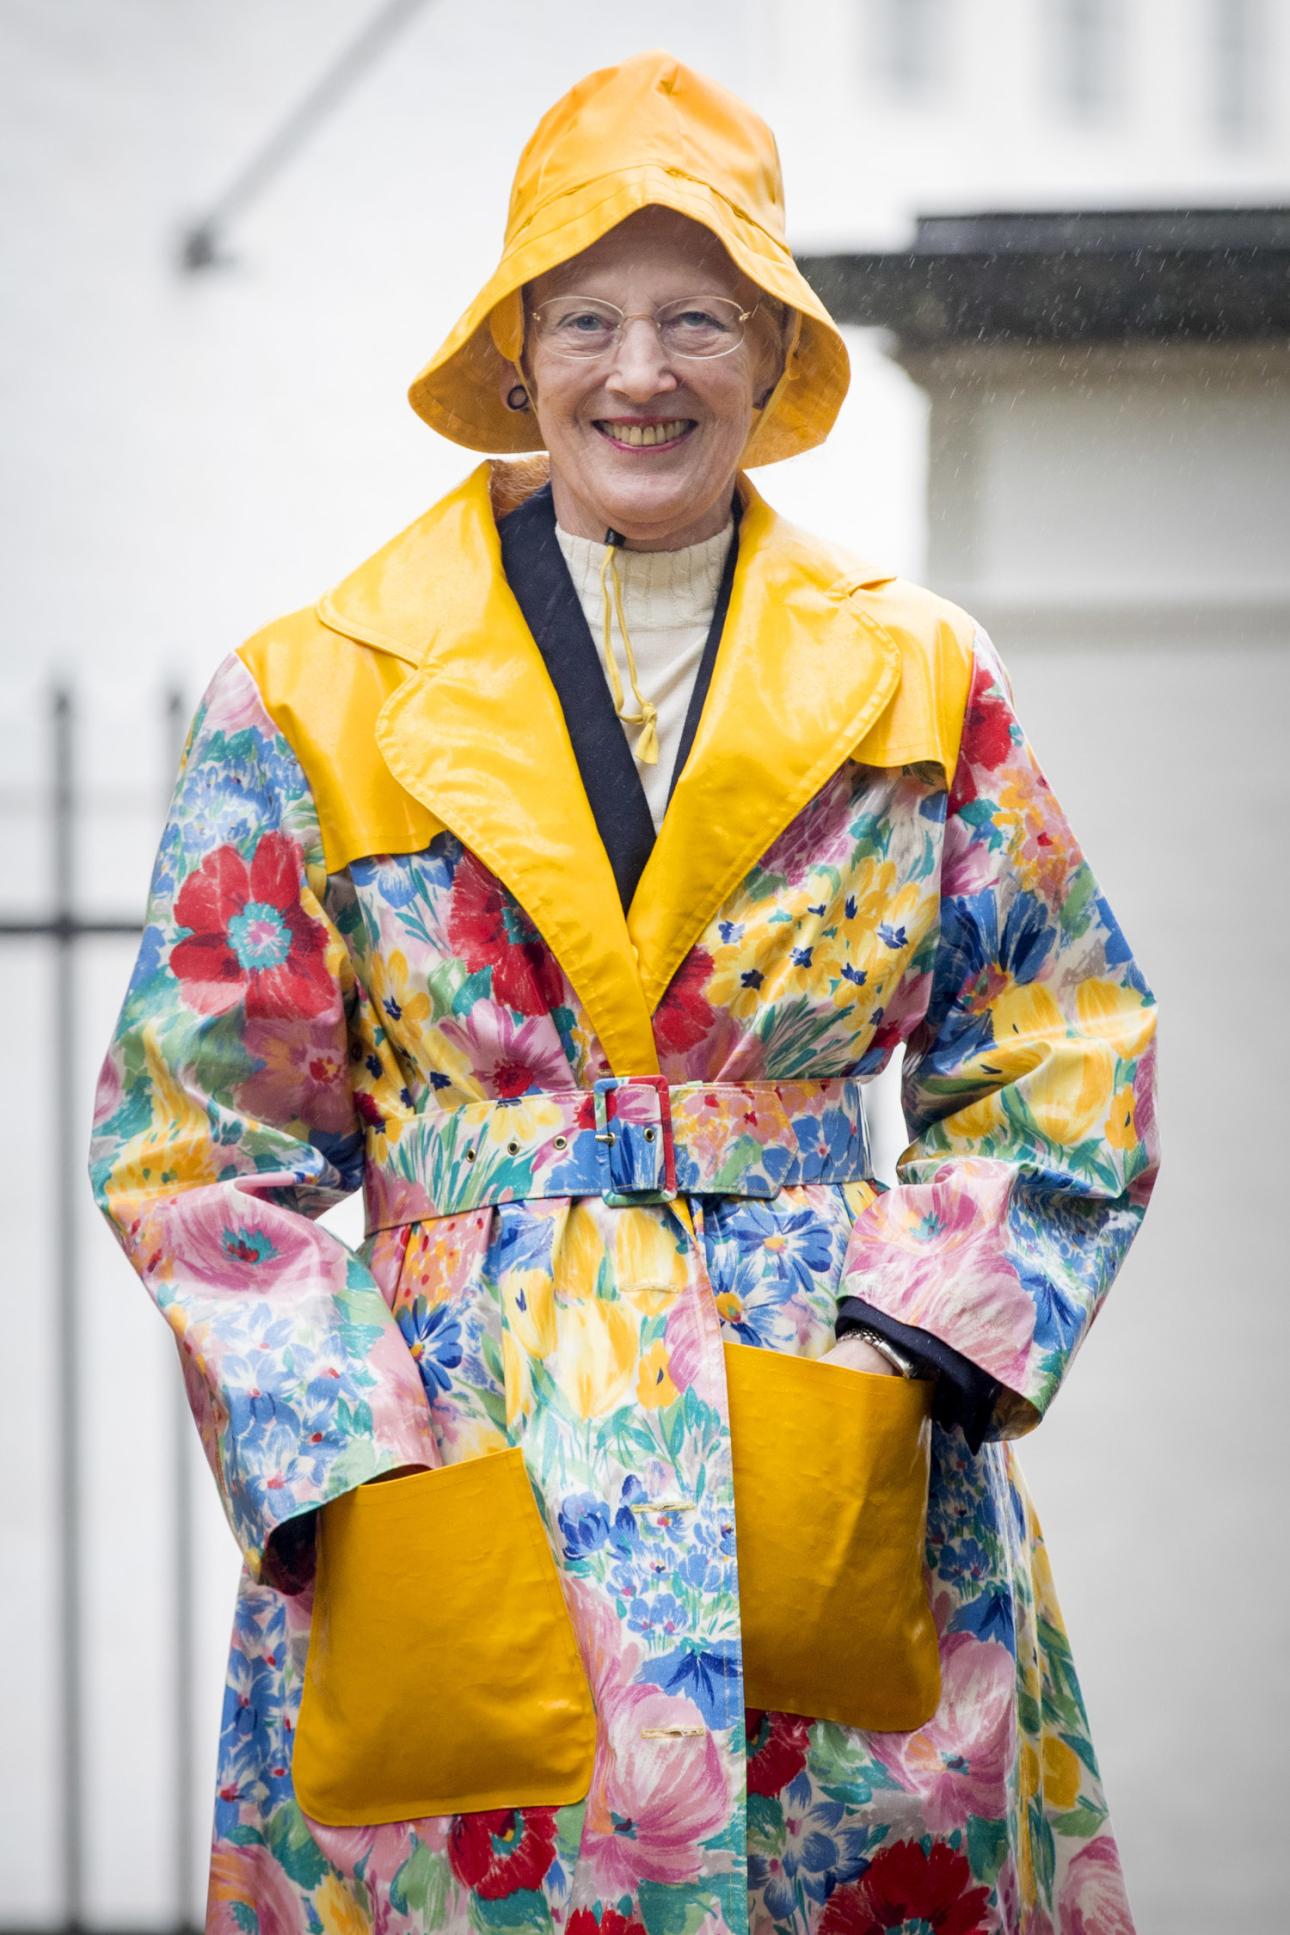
[365,464,660,1076]
[626,476,903,1013]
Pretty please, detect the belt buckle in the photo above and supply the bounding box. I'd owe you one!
[592,1075,676,1205]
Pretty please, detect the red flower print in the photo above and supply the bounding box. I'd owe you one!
[446,853,564,1016]
[819,1839,992,1935]
[170,833,333,1020]
[567,1911,647,1935]
[447,1807,558,1900]
[950,663,1015,810]
[653,947,716,1055]
[745,1707,813,1797]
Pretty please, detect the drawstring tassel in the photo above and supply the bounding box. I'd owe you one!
[599,545,660,765]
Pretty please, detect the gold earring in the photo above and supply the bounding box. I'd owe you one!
[506,383,530,412]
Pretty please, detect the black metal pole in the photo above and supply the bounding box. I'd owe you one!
[180,0,433,270]
[53,685,84,1930]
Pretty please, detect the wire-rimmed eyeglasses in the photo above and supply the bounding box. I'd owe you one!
[527,294,761,360]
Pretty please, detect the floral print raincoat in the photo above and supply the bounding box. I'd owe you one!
[90,459,1159,1935]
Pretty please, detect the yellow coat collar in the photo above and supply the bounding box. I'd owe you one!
[318,461,918,1076]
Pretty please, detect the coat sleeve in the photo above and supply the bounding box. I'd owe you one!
[838,626,1160,1443]
[88,651,438,1591]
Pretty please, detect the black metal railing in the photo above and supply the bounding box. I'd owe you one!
[0,686,198,1934]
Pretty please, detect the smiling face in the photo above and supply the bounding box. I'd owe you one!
[517,207,782,550]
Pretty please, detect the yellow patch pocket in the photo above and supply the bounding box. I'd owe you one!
[725,1340,941,1732]
[293,1450,597,1825]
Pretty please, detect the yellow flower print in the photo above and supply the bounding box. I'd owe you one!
[1075,978,1156,1060]
[503,1326,533,1430]
[841,1178,877,1221]
[366,948,431,1041]
[1022,1037,1116,1146]
[1105,1083,1138,1150]
[354,1092,408,1164]
[503,1267,557,1357]
[106,1030,218,1208]
[829,875,930,1016]
[561,1299,639,1419]
[986,982,1065,1060]
[1042,1733,1084,1811]
[997,772,1079,901]
[315,1875,371,1935]
[715,1289,745,1326]
[637,1339,679,1408]
[947,1087,1007,1143]
[483,1094,564,1151]
[612,1207,688,1311]
[1020,1738,1042,1810]
[704,919,784,1022]
[553,1204,609,1302]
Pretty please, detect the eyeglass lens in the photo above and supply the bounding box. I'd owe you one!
[530,296,751,359]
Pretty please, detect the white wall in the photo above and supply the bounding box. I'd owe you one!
[2,3,1287,1929]
[909,334,1290,1933]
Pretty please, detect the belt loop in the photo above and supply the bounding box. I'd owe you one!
[592,1075,675,1204]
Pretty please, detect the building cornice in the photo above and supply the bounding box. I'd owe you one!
[799,207,1290,347]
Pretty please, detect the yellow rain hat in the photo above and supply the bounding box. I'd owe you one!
[407,50,850,467]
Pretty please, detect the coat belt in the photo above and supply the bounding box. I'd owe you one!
[361,1074,872,1232]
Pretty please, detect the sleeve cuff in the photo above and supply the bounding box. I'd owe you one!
[835,1297,1001,1455]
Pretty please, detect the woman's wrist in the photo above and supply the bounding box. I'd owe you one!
[824,1332,903,1377]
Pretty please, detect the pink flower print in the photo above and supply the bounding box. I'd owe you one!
[238,1018,353,1135]
[662,1292,723,1407]
[92,1052,123,1128]
[437,1004,572,1099]
[758,767,855,886]
[146,1188,348,1296]
[870,1632,1016,1833]
[844,1161,1036,1393]
[1128,1037,1160,1208]
[564,1579,734,1893]
[941,803,1001,900]
[299,1815,420,1885]
[582,1675,734,1893]
[209,657,280,735]
[207,1836,307,1935]
[1058,1835,1135,1935]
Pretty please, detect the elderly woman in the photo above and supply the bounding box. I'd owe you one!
[90,51,1159,1935]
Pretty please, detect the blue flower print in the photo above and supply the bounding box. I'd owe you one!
[748,1786,872,1915]
[718,1199,836,1301]
[559,1492,611,1562]
[648,1641,741,1728]
[350,852,424,909]
[395,1297,463,1396]
[627,1591,687,1641]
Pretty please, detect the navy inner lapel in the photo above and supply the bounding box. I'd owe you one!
[499,483,740,911]
[499,484,653,910]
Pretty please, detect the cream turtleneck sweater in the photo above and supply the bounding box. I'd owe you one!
[555,518,734,832]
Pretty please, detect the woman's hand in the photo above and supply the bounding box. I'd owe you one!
[819,1334,901,1377]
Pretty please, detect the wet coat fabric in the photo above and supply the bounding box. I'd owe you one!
[90,458,1159,1935]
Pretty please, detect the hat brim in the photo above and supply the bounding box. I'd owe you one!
[407,165,849,467]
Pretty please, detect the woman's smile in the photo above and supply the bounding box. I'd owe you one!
[592,415,698,451]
